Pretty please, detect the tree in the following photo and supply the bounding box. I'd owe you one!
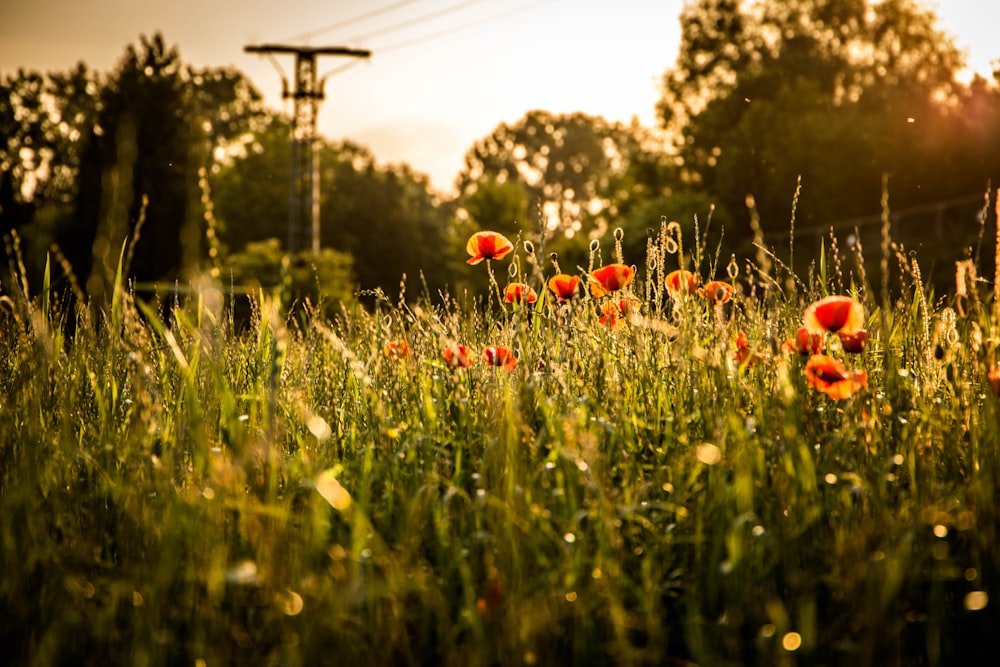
[210,113,292,251]
[0,64,100,246]
[656,0,974,241]
[454,110,687,281]
[457,111,661,239]
[319,143,456,301]
[212,119,458,302]
[48,34,267,306]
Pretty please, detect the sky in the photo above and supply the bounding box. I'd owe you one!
[1,1,998,195]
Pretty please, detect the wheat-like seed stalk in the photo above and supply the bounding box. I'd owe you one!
[993,187,1000,325]
[880,174,892,312]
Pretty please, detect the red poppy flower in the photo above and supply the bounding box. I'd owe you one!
[384,340,411,359]
[483,345,517,371]
[503,282,538,305]
[803,295,865,334]
[589,263,636,298]
[442,344,474,369]
[805,354,868,399]
[665,269,699,295]
[839,329,868,354]
[547,273,581,301]
[700,280,733,304]
[466,231,514,265]
[735,330,757,367]
[783,326,825,356]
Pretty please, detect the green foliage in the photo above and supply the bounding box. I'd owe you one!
[0,33,268,302]
[212,118,457,302]
[656,0,1000,279]
[224,238,355,318]
[2,219,1000,665]
[320,145,455,301]
[456,110,667,240]
[210,115,292,250]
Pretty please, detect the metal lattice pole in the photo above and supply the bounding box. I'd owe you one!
[245,44,370,254]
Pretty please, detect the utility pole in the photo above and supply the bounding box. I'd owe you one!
[245,44,370,255]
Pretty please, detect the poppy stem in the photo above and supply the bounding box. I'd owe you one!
[486,260,504,310]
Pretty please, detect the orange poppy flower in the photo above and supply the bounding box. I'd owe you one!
[483,345,517,371]
[384,340,411,359]
[803,295,865,334]
[503,282,538,305]
[547,273,581,301]
[598,298,640,328]
[589,263,636,298]
[442,344,474,369]
[476,580,502,620]
[805,354,868,399]
[700,280,733,304]
[665,269,699,295]
[466,231,514,265]
[839,329,868,354]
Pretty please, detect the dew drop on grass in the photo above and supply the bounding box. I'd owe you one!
[662,482,674,493]
[760,624,776,638]
[544,461,556,471]
[824,473,838,485]
[933,524,948,538]
[575,459,589,472]
[752,525,765,537]
[563,533,576,544]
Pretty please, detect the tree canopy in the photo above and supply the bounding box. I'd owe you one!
[656,0,997,257]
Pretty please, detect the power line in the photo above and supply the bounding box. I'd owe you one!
[315,0,550,79]
[343,0,492,43]
[362,1,551,56]
[280,0,424,44]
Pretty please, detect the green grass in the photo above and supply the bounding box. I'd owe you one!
[1,223,999,666]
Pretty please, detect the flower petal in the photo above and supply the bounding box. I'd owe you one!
[589,263,635,297]
[803,295,865,334]
[466,231,514,265]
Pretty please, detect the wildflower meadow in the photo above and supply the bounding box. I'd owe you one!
[2,205,1000,666]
